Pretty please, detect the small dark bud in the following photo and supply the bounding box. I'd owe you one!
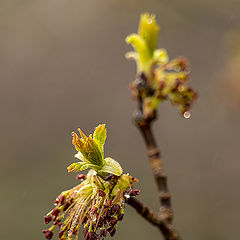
[97,216,104,228]
[85,232,89,240]
[98,190,106,197]
[82,216,88,224]
[52,208,60,217]
[100,229,107,238]
[91,206,98,215]
[129,189,140,196]
[106,199,111,207]
[58,195,65,205]
[44,215,52,224]
[76,174,86,180]
[133,189,140,195]
[110,218,118,226]
[118,213,124,221]
[131,177,139,183]
[42,230,53,239]
[114,204,121,214]
[88,232,93,240]
[63,201,71,211]
[84,227,88,236]
[98,220,103,228]
[159,81,165,90]
[59,231,64,238]
[107,227,116,237]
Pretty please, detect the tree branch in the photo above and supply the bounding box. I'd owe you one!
[127,197,180,240]
[128,73,181,240]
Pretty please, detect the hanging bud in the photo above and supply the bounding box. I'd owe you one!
[44,215,52,224]
[76,174,86,180]
[42,230,53,240]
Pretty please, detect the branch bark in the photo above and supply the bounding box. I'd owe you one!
[127,197,180,240]
[127,73,181,240]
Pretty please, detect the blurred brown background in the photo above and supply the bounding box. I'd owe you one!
[1,0,240,239]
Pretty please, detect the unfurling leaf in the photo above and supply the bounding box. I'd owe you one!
[67,162,90,172]
[93,124,107,153]
[68,124,124,177]
[99,157,123,176]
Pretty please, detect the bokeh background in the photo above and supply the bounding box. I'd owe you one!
[1,0,240,239]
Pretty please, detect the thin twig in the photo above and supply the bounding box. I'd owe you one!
[127,73,181,240]
[127,197,180,240]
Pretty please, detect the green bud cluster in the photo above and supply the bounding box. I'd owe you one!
[126,13,197,118]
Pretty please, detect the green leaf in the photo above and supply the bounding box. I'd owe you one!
[138,13,159,54]
[126,34,151,70]
[93,124,107,153]
[67,162,90,172]
[74,152,85,161]
[99,157,123,176]
[72,130,104,167]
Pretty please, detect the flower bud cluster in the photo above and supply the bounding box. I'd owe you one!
[130,57,197,119]
[126,13,197,119]
[43,170,138,240]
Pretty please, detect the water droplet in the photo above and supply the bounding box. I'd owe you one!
[124,194,130,199]
[183,111,191,119]
[147,19,152,24]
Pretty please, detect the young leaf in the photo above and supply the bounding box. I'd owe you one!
[99,157,123,176]
[93,124,107,153]
[68,162,90,172]
[138,13,159,54]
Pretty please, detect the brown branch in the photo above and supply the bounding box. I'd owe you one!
[128,72,181,240]
[137,122,173,223]
[127,197,180,240]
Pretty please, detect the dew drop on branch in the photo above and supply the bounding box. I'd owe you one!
[183,111,191,119]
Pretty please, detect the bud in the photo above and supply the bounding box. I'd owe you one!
[129,189,140,196]
[118,213,124,221]
[107,226,116,237]
[51,208,60,217]
[76,174,86,180]
[44,215,52,224]
[42,230,53,240]
[100,229,107,238]
[98,189,106,197]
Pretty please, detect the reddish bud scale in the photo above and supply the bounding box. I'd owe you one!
[118,213,124,221]
[85,232,89,240]
[44,215,52,224]
[129,189,140,196]
[110,218,118,226]
[52,208,60,217]
[58,195,66,205]
[91,206,98,215]
[42,230,53,239]
[63,201,71,211]
[76,174,86,180]
[108,227,116,237]
[98,190,106,197]
[82,216,88,224]
[59,231,64,238]
[100,229,107,238]
[106,199,111,207]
